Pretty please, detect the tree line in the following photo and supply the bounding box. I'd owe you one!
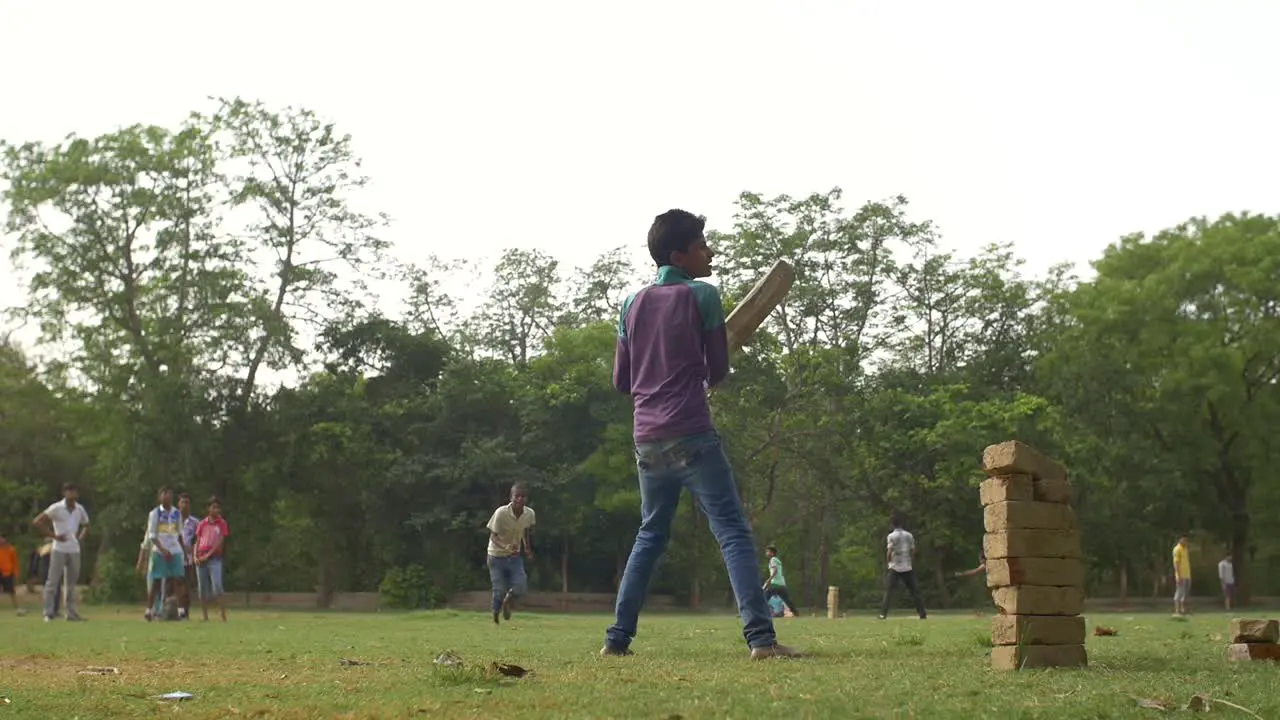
[2,97,1278,609]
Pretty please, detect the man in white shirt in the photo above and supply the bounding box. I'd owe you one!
[879,516,927,620]
[485,483,535,625]
[1218,552,1235,610]
[31,483,90,622]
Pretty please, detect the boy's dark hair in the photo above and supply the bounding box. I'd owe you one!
[207,496,221,507]
[61,482,77,493]
[766,544,778,554]
[647,209,706,267]
[178,492,191,502]
[891,514,905,529]
[511,482,529,495]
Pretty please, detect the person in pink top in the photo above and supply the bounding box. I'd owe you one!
[194,496,230,622]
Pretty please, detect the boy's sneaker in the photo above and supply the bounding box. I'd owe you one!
[749,643,803,660]
[501,591,513,621]
[66,615,85,622]
[43,615,52,623]
[144,609,153,622]
[599,645,633,657]
[492,611,500,625]
[15,608,27,616]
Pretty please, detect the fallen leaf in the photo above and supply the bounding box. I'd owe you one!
[433,651,463,667]
[1135,697,1174,711]
[1185,694,1209,712]
[337,658,369,667]
[1094,627,1119,637]
[78,666,120,675]
[491,662,529,678]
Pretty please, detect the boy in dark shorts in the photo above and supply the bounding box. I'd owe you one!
[601,209,799,661]
[0,535,26,615]
[178,493,200,620]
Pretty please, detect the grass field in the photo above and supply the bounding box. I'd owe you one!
[1,606,1277,719]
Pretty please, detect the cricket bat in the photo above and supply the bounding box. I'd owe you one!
[724,259,795,354]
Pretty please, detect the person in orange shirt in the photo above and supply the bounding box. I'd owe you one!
[0,535,26,615]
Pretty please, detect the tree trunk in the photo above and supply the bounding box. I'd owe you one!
[561,535,570,594]
[817,501,831,600]
[1231,513,1250,605]
[317,534,337,609]
[1118,562,1129,606]
[932,559,952,608]
[1151,557,1163,599]
[90,526,112,588]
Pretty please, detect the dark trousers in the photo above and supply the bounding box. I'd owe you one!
[880,569,927,618]
[766,585,798,614]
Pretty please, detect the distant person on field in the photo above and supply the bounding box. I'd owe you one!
[144,486,187,621]
[762,545,798,617]
[135,522,160,614]
[0,535,26,615]
[1218,551,1234,611]
[602,209,798,660]
[1172,534,1191,616]
[879,515,927,620]
[178,493,200,619]
[485,483,535,625]
[195,496,230,622]
[26,540,61,617]
[954,549,986,579]
[31,482,89,622]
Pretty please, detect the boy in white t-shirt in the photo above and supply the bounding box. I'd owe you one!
[1218,552,1235,610]
[144,487,187,621]
[485,483,535,625]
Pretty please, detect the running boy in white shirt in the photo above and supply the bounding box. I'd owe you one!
[485,483,535,625]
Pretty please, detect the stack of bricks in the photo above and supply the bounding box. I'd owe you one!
[1227,619,1280,662]
[980,440,1087,671]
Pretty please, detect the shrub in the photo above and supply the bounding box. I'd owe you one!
[380,565,444,609]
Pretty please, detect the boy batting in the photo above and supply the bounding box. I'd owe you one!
[601,209,799,660]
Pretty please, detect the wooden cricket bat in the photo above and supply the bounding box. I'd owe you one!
[724,259,795,354]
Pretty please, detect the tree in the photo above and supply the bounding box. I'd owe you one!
[1042,213,1280,601]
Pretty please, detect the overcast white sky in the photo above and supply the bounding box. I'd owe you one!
[3,0,1278,354]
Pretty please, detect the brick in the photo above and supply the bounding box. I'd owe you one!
[992,586,1084,615]
[1230,619,1280,644]
[1033,478,1073,505]
[984,501,1077,532]
[986,558,1085,589]
[991,644,1087,670]
[984,529,1082,560]
[992,615,1086,646]
[980,475,1033,506]
[982,441,1067,482]
[1227,643,1280,661]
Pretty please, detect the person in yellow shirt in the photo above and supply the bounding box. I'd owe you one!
[1172,535,1191,616]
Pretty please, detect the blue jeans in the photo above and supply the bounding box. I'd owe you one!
[605,431,776,650]
[488,555,527,613]
[197,558,224,600]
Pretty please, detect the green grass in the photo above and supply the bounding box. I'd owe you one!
[1,606,1276,719]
